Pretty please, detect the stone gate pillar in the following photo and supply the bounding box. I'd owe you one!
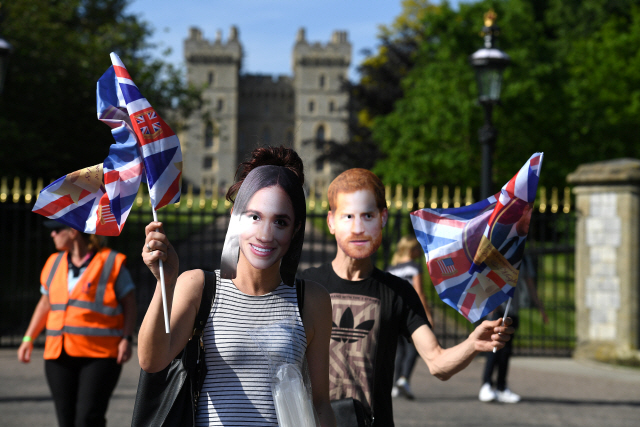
[568,159,640,364]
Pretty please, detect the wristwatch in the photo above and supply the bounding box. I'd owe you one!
[123,335,133,343]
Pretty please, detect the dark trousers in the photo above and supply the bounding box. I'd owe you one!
[45,349,122,427]
[394,336,419,382]
[482,315,518,391]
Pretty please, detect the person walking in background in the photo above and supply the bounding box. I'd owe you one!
[479,252,548,403]
[387,236,434,400]
[17,220,136,427]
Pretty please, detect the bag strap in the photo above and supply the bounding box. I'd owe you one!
[295,277,305,316]
[193,271,216,338]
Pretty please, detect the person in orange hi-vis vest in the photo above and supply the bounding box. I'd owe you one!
[17,219,137,427]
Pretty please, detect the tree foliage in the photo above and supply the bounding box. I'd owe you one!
[358,0,640,190]
[0,0,201,179]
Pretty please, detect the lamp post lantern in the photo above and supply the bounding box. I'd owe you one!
[469,10,510,199]
[0,35,12,95]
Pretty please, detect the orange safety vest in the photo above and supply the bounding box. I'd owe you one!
[41,248,126,359]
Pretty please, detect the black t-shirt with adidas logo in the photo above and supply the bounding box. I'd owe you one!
[299,263,430,426]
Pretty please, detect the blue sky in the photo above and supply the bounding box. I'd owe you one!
[126,0,468,80]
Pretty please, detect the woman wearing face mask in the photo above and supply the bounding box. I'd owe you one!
[138,146,335,427]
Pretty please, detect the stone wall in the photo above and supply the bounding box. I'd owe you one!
[568,159,640,365]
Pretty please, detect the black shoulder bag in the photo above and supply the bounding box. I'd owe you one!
[131,271,216,427]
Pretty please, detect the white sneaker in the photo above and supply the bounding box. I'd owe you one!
[395,377,415,400]
[391,386,400,398]
[496,388,521,403]
[478,382,496,402]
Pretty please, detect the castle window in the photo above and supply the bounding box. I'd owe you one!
[315,157,326,172]
[308,101,315,113]
[287,103,294,114]
[208,72,214,86]
[262,127,271,144]
[217,98,224,112]
[316,125,325,142]
[329,101,335,112]
[204,122,214,148]
[319,75,325,88]
[203,156,214,170]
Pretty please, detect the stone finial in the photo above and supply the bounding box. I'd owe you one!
[215,29,222,43]
[567,158,640,185]
[189,27,202,40]
[296,27,306,43]
[229,25,239,41]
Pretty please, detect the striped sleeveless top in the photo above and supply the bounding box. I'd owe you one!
[195,270,307,426]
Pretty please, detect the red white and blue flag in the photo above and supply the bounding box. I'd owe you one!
[410,153,543,322]
[33,53,181,234]
[109,53,182,210]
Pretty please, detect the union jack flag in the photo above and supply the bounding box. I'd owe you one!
[32,62,146,235]
[109,53,182,210]
[410,153,543,322]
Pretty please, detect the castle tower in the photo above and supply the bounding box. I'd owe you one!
[183,26,242,193]
[292,28,351,195]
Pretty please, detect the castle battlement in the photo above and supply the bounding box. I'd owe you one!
[293,28,351,67]
[184,26,242,65]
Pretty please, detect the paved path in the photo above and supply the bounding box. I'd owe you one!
[1,347,639,426]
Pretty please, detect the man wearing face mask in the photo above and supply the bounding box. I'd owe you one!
[299,169,514,427]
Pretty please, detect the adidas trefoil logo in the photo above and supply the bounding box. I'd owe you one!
[331,307,375,343]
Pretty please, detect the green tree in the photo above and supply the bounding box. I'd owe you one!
[364,0,640,190]
[0,0,201,180]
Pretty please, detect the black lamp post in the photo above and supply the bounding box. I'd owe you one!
[0,35,12,95]
[469,10,510,199]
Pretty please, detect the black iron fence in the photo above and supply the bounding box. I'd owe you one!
[0,185,574,356]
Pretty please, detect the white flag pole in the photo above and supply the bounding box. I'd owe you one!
[493,297,511,353]
[152,208,171,334]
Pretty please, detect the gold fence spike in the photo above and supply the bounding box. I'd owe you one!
[186,183,194,209]
[12,177,21,203]
[453,186,461,208]
[308,182,316,211]
[394,184,403,210]
[199,183,206,210]
[539,187,547,213]
[563,187,571,213]
[321,181,329,211]
[36,178,43,201]
[406,186,414,211]
[1,177,8,203]
[385,185,392,209]
[551,187,559,213]
[418,186,425,209]
[430,186,438,209]
[136,185,144,208]
[211,184,219,210]
[442,185,450,209]
[465,187,474,206]
[24,178,33,204]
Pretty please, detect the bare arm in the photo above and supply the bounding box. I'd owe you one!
[412,273,434,327]
[302,281,336,427]
[116,291,137,364]
[17,294,50,363]
[137,221,204,372]
[412,318,513,381]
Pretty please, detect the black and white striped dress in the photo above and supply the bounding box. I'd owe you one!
[195,270,307,426]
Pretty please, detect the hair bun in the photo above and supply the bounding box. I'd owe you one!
[226,145,304,202]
